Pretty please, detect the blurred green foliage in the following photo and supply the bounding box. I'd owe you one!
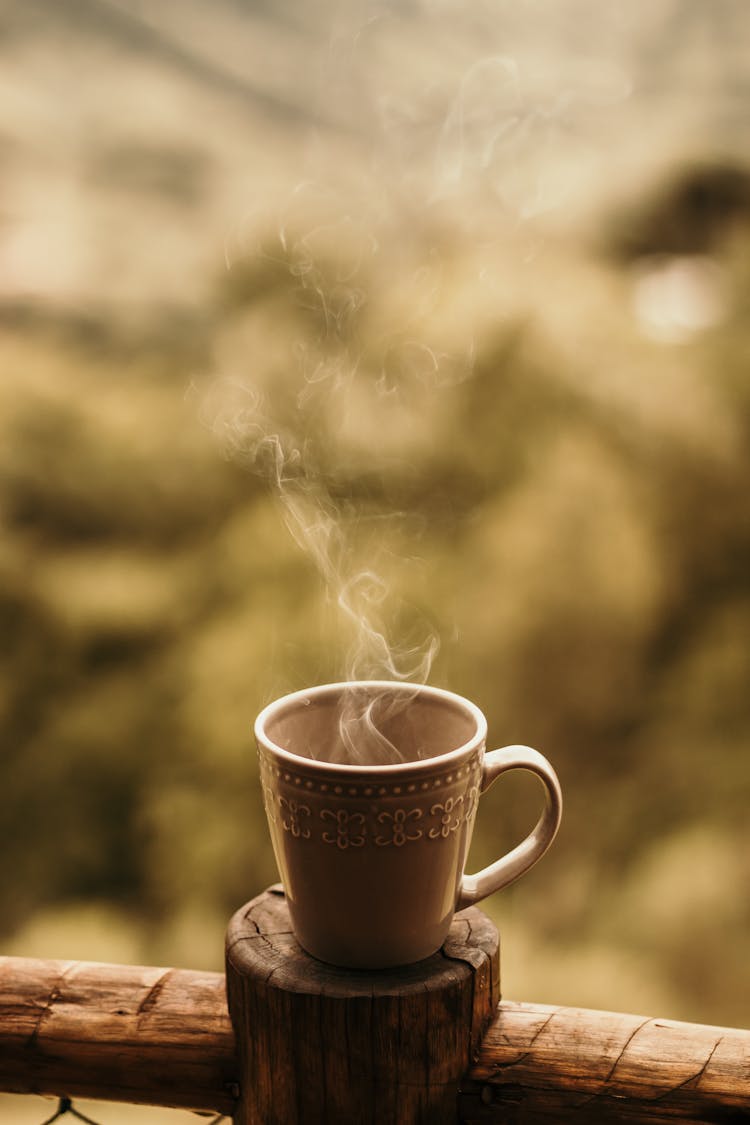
[1,161,749,1031]
[1,0,750,1048]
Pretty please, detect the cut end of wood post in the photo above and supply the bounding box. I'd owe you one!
[225,886,500,1125]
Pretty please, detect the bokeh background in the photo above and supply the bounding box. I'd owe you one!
[2,1,749,1119]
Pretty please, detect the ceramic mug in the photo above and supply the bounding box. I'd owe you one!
[255,680,562,969]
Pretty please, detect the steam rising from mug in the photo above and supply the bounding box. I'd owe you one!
[200,356,440,764]
[197,6,630,763]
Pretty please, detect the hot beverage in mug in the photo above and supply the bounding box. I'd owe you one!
[255,680,562,969]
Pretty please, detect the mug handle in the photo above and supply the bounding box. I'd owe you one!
[456,745,562,910]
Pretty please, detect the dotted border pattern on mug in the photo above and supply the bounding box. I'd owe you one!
[258,753,482,849]
[265,792,482,849]
[257,752,479,797]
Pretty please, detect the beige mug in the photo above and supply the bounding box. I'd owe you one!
[255,680,562,968]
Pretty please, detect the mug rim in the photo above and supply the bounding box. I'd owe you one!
[255,680,488,775]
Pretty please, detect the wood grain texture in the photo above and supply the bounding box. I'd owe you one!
[460,1001,750,1123]
[2,935,748,1123]
[225,886,500,1125]
[0,955,238,1114]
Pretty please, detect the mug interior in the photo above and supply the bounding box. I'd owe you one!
[261,683,480,767]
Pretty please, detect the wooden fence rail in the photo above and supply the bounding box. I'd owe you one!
[460,1001,750,1123]
[0,956,237,1115]
[1,951,748,1123]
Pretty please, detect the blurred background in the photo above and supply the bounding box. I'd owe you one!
[1,0,749,1119]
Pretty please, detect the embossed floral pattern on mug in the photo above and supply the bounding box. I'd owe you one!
[428,796,465,839]
[375,807,423,847]
[278,796,311,839]
[257,738,486,851]
[261,778,482,847]
[321,809,367,849]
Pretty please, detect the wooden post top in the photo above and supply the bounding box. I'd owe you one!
[225,886,500,1125]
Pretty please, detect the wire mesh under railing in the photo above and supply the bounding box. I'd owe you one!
[40,1100,103,1125]
[37,1100,229,1125]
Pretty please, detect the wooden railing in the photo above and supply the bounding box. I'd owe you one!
[0,957,237,1115]
[459,1003,750,1123]
[1,893,748,1123]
